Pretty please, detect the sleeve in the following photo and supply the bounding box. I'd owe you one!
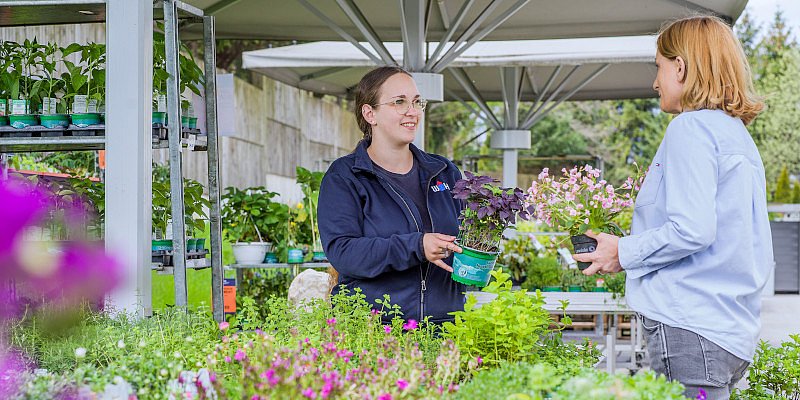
[317,171,426,279]
[618,114,719,279]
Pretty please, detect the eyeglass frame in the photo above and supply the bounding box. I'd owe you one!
[371,97,428,114]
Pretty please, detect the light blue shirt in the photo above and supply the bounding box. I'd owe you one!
[619,109,773,362]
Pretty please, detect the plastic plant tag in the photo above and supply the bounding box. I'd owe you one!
[73,95,88,114]
[11,99,29,115]
[0,99,6,116]
[87,99,98,113]
[157,95,167,112]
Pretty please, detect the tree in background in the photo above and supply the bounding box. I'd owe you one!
[426,101,479,160]
[792,182,800,204]
[774,165,792,203]
[739,10,800,186]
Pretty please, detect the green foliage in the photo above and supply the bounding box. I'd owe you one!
[522,257,563,289]
[793,183,800,204]
[39,151,97,177]
[152,22,204,111]
[151,164,209,238]
[221,186,285,243]
[499,236,540,283]
[427,101,480,160]
[61,42,106,106]
[2,38,46,110]
[732,335,800,399]
[775,165,793,203]
[237,269,294,311]
[296,166,325,251]
[560,268,586,288]
[603,271,626,299]
[442,269,557,368]
[528,112,589,157]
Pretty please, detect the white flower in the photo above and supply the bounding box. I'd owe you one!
[74,347,87,358]
[159,368,168,376]
[117,340,126,349]
[138,340,147,348]
[174,351,182,359]
[185,336,194,343]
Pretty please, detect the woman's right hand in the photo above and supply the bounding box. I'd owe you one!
[423,233,462,272]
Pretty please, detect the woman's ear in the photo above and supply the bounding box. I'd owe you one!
[675,56,687,83]
[362,104,375,125]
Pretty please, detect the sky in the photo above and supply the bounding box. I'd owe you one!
[743,0,800,38]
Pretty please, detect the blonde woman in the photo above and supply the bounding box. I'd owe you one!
[573,16,772,399]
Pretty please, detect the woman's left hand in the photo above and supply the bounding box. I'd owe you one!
[572,230,623,275]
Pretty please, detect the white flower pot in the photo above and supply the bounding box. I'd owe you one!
[231,242,272,264]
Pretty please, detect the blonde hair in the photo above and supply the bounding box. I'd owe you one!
[657,15,764,125]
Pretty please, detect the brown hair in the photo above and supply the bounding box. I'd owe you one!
[353,66,412,142]
[657,15,764,125]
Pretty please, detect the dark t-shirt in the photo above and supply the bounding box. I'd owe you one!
[373,157,433,233]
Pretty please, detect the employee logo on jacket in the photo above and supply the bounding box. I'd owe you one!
[430,181,450,192]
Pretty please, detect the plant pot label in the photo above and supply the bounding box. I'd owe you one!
[452,251,498,287]
[157,95,167,112]
[73,95,88,114]
[287,249,304,264]
[0,99,6,116]
[41,97,58,114]
[87,99,98,113]
[11,99,29,115]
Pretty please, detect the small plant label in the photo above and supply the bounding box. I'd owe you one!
[87,99,98,113]
[0,99,6,116]
[11,99,29,115]
[73,95,88,114]
[41,97,58,114]
[157,95,167,112]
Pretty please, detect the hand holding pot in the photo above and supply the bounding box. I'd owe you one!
[423,233,463,273]
[572,230,623,275]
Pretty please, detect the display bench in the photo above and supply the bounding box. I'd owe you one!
[472,291,645,373]
[227,262,331,291]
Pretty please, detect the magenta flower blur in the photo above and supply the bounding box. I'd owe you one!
[402,319,418,331]
[302,388,316,398]
[326,318,336,326]
[234,349,247,361]
[377,394,392,400]
[219,321,230,331]
[396,379,409,390]
[383,325,392,334]
[697,388,707,400]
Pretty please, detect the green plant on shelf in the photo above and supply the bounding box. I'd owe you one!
[221,186,283,244]
[560,268,586,289]
[61,42,106,112]
[35,41,67,114]
[522,256,563,290]
[296,166,324,252]
[151,165,209,239]
[3,38,45,112]
[152,23,204,114]
[499,236,538,283]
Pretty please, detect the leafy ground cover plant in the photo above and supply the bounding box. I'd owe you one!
[452,172,529,252]
[442,269,597,369]
[732,335,800,399]
[499,236,540,284]
[522,256,563,290]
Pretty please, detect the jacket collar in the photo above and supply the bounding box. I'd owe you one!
[352,139,446,177]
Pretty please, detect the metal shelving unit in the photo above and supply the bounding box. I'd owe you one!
[0,0,225,321]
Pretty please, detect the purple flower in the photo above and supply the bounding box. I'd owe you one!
[326,317,336,326]
[396,379,409,390]
[377,394,392,400]
[402,319,418,331]
[302,388,316,399]
[219,321,230,331]
[696,388,707,400]
[234,349,246,361]
[383,325,392,334]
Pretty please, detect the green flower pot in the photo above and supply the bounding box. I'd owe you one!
[311,251,327,262]
[195,238,206,251]
[451,244,499,287]
[0,116,8,126]
[71,113,101,127]
[181,116,198,129]
[152,111,167,125]
[542,286,562,292]
[592,287,608,292]
[287,248,304,264]
[9,114,38,129]
[567,285,583,292]
[186,238,198,252]
[263,252,278,264]
[40,114,70,128]
[152,239,173,252]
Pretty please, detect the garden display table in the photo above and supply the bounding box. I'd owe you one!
[472,291,644,373]
[228,262,331,291]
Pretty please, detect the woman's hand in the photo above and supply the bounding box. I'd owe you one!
[423,233,462,272]
[572,230,623,275]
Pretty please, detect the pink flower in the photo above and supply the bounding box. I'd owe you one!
[219,321,230,331]
[396,379,409,390]
[402,319,418,330]
[302,388,317,399]
[378,394,392,400]
[696,389,707,400]
[326,317,336,326]
[224,356,231,363]
[234,349,246,361]
[383,325,392,334]
[476,356,483,365]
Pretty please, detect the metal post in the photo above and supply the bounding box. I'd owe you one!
[164,0,188,308]
[204,15,225,323]
[105,0,153,317]
[502,149,518,188]
[0,154,8,179]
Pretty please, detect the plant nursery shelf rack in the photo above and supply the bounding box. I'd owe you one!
[0,125,208,153]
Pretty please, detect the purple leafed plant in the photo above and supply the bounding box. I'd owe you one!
[452,172,529,252]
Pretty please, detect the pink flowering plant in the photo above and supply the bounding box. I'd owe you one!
[527,165,642,237]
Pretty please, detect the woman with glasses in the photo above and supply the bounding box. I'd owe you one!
[317,66,466,324]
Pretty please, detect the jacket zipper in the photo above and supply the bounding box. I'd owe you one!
[421,165,448,319]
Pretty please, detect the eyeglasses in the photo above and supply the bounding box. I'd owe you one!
[372,98,427,114]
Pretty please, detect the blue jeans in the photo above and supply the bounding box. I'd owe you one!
[640,315,750,400]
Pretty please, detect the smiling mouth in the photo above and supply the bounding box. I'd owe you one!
[401,122,416,128]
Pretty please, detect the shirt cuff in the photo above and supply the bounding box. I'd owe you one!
[618,235,640,270]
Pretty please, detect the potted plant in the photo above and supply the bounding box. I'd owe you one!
[522,256,563,291]
[561,268,586,292]
[285,202,308,264]
[527,165,642,270]
[0,41,11,126]
[183,178,210,254]
[62,42,105,127]
[498,236,536,286]
[450,172,530,287]
[5,39,44,129]
[296,166,325,262]
[151,175,173,253]
[152,27,168,126]
[221,186,279,264]
[36,42,69,129]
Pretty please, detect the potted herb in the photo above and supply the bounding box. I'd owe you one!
[36,42,69,129]
[297,166,325,262]
[450,172,530,287]
[62,42,105,127]
[221,186,279,264]
[527,165,642,270]
[152,176,173,252]
[6,39,44,129]
[522,256,563,291]
[498,236,536,286]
